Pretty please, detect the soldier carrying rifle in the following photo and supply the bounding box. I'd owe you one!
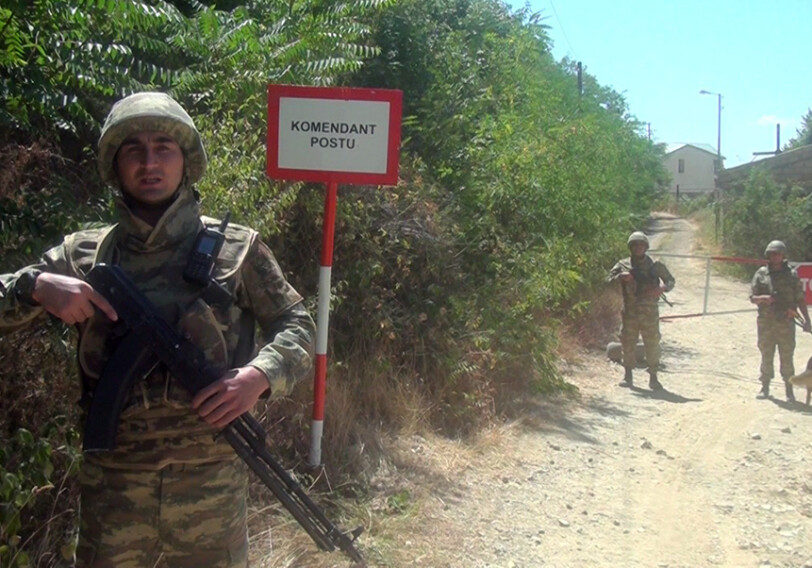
[750,240,811,401]
[0,92,317,566]
[608,231,675,391]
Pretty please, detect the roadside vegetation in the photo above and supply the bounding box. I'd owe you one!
[4,0,806,565]
[723,171,812,263]
[717,104,812,266]
[673,169,812,284]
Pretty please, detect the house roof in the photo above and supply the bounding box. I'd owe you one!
[665,143,722,158]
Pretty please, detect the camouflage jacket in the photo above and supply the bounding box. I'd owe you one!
[750,261,804,320]
[0,187,315,469]
[608,254,675,308]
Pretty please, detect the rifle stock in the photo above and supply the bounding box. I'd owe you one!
[84,263,365,565]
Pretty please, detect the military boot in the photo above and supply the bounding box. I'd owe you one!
[620,367,633,388]
[757,379,770,399]
[649,371,663,391]
[784,380,796,402]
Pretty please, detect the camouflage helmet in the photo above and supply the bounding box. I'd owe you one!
[97,92,207,187]
[764,240,787,256]
[627,231,649,250]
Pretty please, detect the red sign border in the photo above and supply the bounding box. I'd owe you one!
[266,84,402,186]
[795,263,812,305]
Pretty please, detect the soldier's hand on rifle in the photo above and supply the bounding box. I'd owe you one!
[750,294,774,306]
[619,271,634,283]
[643,284,666,299]
[34,273,118,324]
[791,310,812,333]
[192,366,270,429]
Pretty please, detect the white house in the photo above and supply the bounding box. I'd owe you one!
[663,143,722,197]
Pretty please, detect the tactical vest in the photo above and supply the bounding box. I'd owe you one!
[620,255,660,307]
[630,257,657,296]
[55,212,264,469]
[753,263,800,320]
[69,216,257,406]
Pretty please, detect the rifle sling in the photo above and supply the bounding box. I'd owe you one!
[82,332,160,452]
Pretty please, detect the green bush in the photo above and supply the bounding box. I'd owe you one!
[724,170,812,261]
[0,422,81,568]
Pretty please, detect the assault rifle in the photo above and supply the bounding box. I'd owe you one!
[771,290,797,320]
[793,310,811,331]
[83,263,365,565]
[628,263,671,305]
[629,263,656,298]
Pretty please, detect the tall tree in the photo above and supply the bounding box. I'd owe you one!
[0,0,191,143]
[785,108,812,150]
[336,0,669,413]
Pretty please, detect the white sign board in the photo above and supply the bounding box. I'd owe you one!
[267,85,403,185]
[278,98,390,174]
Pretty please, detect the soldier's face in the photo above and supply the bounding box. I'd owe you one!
[768,251,784,267]
[115,131,185,205]
[630,242,646,258]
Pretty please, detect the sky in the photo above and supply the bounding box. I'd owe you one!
[504,0,812,168]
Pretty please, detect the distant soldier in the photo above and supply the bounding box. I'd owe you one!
[749,240,811,401]
[608,231,675,390]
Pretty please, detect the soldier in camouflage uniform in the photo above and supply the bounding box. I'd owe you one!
[0,92,316,567]
[750,240,810,401]
[608,231,675,391]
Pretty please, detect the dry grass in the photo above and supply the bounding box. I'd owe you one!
[248,419,525,567]
[246,297,618,564]
[246,339,534,566]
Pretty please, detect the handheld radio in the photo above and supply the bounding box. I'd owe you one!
[183,212,230,287]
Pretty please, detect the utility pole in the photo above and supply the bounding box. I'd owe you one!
[715,95,721,167]
[777,123,781,153]
[700,90,723,242]
[753,124,783,157]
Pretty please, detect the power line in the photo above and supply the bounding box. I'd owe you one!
[549,0,577,58]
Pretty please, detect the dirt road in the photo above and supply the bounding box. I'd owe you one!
[383,214,812,568]
[257,214,812,568]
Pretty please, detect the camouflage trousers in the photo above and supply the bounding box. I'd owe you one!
[76,458,248,567]
[757,316,796,382]
[620,304,661,372]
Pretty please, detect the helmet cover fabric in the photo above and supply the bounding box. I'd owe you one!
[764,240,787,256]
[98,92,207,186]
[627,231,650,250]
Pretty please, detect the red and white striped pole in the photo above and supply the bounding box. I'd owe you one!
[309,180,338,467]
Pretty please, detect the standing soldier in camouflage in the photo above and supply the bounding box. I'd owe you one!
[750,240,810,401]
[0,92,315,566]
[608,231,675,391]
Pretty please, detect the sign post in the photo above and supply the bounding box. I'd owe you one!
[267,85,402,466]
